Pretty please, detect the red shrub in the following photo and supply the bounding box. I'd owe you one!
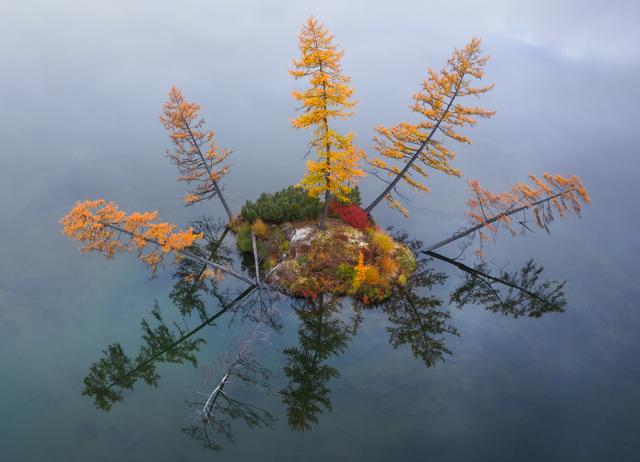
[329,202,371,230]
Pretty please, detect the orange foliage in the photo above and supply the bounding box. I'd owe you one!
[251,219,270,239]
[60,199,202,276]
[466,173,591,242]
[353,250,368,288]
[367,38,495,216]
[363,266,385,286]
[379,254,400,277]
[370,229,395,255]
[160,86,231,205]
[291,17,364,203]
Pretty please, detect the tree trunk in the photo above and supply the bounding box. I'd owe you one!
[201,371,230,418]
[422,189,572,253]
[423,250,556,305]
[320,191,330,230]
[211,179,233,221]
[104,223,255,285]
[105,285,255,390]
[251,232,261,285]
[364,84,461,214]
[184,123,234,221]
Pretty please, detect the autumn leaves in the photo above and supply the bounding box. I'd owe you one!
[366,38,495,215]
[160,87,232,219]
[61,16,590,284]
[290,17,365,229]
[60,200,202,277]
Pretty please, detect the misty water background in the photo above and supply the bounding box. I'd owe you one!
[1,0,639,460]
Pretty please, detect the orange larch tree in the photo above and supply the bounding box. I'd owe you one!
[291,16,365,229]
[365,38,494,216]
[60,199,254,284]
[422,173,591,255]
[58,19,592,311]
[160,86,233,220]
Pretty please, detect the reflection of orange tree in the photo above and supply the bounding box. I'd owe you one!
[370,233,567,367]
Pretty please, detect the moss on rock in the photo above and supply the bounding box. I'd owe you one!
[233,218,416,304]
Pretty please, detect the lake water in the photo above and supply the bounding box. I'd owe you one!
[1,1,639,461]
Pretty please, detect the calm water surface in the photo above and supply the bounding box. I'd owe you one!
[1,1,639,460]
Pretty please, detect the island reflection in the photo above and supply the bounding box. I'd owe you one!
[81,219,566,450]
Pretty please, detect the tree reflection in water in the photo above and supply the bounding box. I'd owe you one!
[182,332,275,451]
[81,222,568,448]
[371,236,458,368]
[280,294,355,431]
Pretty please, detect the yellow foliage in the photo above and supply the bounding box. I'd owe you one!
[251,219,270,239]
[385,194,410,218]
[60,199,202,277]
[371,229,395,255]
[202,268,224,282]
[352,250,368,289]
[378,254,400,277]
[367,38,495,216]
[363,266,384,286]
[466,173,590,240]
[291,17,365,203]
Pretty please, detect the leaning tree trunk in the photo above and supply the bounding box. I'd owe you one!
[184,123,234,221]
[105,285,256,390]
[422,189,573,253]
[320,190,330,230]
[423,250,557,307]
[103,223,255,285]
[364,83,461,214]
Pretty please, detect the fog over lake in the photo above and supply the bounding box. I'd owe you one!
[1,1,639,460]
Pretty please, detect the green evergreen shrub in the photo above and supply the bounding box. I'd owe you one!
[240,186,322,224]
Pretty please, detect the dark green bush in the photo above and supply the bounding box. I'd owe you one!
[240,186,322,224]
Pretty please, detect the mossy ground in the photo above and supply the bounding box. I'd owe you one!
[232,218,416,304]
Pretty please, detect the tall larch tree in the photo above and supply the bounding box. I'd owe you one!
[291,16,365,230]
[160,86,233,220]
[365,38,495,216]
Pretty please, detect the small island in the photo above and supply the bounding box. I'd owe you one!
[231,186,416,304]
[55,16,594,453]
[60,17,589,316]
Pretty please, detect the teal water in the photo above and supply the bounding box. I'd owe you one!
[2,1,640,460]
